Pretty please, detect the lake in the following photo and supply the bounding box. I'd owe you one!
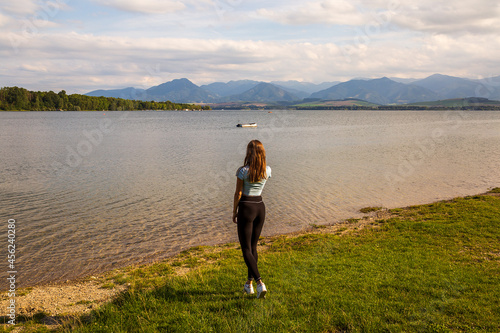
[1,110,499,289]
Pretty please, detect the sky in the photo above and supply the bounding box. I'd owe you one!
[1,0,500,93]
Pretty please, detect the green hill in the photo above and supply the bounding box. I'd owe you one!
[309,77,439,105]
[293,98,379,109]
[407,97,500,107]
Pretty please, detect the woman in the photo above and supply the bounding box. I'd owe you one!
[232,140,271,299]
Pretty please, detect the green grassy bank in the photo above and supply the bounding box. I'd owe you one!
[6,190,500,332]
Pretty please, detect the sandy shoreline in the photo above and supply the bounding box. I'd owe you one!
[2,189,499,329]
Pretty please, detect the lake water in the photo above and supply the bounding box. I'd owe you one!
[1,110,500,289]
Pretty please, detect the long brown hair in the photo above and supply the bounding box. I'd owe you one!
[244,140,267,182]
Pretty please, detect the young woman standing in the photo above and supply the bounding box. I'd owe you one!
[232,140,271,299]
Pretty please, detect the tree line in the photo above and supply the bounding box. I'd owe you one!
[0,87,211,111]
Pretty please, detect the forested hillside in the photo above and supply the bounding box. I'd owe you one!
[0,87,209,111]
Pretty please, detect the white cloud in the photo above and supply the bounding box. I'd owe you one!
[19,64,49,72]
[95,0,186,14]
[257,0,500,36]
[257,0,368,26]
[391,0,500,35]
[0,0,39,15]
[0,0,67,36]
[0,11,12,27]
[0,32,341,90]
[1,0,500,92]
[2,30,500,93]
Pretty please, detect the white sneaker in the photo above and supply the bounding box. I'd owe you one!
[243,283,254,294]
[256,283,267,299]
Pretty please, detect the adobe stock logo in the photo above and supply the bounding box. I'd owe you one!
[8,0,70,54]
[51,113,128,176]
[340,0,401,63]
[213,0,243,21]
[384,110,470,187]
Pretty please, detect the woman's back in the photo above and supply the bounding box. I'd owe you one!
[236,165,272,196]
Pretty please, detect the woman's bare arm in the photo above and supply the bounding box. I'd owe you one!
[233,178,243,223]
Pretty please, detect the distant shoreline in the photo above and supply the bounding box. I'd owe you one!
[210,97,500,110]
[2,106,500,111]
[211,106,500,111]
[3,86,500,111]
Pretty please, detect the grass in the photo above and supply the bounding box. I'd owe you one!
[4,193,500,332]
[359,206,384,213]
[100,283,116,290]
[309,223,327,229]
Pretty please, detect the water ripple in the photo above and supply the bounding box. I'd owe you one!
[1,110,500,289]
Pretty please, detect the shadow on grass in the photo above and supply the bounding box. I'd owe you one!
[149,284,244,303]
[1,312,89,332]
[57,281,262,332]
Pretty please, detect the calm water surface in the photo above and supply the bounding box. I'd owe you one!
[1,110,499,288]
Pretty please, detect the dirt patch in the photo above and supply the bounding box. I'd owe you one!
[1,277,127,329]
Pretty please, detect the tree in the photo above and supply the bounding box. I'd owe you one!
[0,86,206,111]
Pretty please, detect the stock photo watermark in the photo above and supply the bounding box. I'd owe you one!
[213,0,243,21]
[49,61,172,176]
[9,0,70,54]
[385,110,470,186]
[474,75,500,100]
[385,71,500,186]
[116,63,171,101]
[51,112,128,175]
[6,219,17,325]
[340,0,401,63]
[194,110,297,206]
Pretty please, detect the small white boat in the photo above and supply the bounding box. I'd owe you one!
[237,123,257,128]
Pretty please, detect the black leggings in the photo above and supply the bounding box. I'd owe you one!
[237,195,266,281]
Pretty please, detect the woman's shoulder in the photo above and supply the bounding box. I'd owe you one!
[236,165,249,178]
[237,165,249,172]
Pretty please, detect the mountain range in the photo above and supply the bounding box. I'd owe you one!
[85,74,500,105]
